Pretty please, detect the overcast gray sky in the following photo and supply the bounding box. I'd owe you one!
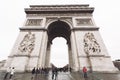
[0,0,120,67]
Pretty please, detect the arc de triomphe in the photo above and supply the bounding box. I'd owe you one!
[2,4,118,72]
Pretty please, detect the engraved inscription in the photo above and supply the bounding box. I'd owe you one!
[76,19,93,26]
[18,32,35,53]
[26,19,42,26]
[84,32,101,54]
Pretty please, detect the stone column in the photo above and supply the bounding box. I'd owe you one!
[68,45,73,69]
[37,31,47,68]
[70,31,79,71]
[45,43,51,68]
[41,32,48,68]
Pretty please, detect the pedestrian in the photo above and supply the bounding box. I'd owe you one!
[9,67,15,79]
[31,67,36,80]
[69,67,72,72]
[52,67,55,80]
[55,68,58,80]
[82,66,88,78]
[36,68,39,74]
[4,67,11,80]
[52,67,58,80]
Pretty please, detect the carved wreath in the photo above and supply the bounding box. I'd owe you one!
[18,32,35,53]
[83,32,101,54]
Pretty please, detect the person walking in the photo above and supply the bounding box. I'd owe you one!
[54,68,58,80]
[82,66,88,79]
[52,67,55,80]
[9,67,15,79]
[52,67,58,80]
[4,67,11,80]
[31,67,36,80]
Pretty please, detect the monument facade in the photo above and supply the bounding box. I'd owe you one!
[2,4,118,72]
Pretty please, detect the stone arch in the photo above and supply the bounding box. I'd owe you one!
[44,20,73,68]
[46,19,73,29]
[47,20,71,44]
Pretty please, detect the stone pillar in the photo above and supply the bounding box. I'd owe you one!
[37,31,48,68]
[70,31,79,71]
[45,43,51,68]
[68,45,73,69]
[41,32,48,68]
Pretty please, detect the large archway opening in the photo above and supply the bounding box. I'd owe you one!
[50,37,68,67]
[47,20,71,44]
[47,20,71,68]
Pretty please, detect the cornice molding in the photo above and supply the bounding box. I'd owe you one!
[19,27,99,31]
[25,4,94,14]
[19,27,47,31]
[71,27,99,31]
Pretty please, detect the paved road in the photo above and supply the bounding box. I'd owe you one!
[0,71,120,80]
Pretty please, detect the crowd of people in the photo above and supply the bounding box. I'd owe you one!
[31,66,73,80]
[31,67,72,74]
[3,66,88,80]
[31,67,50,75]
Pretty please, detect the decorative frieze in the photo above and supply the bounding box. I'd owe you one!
[83,32,101,55]
[25,19,42,26]
[18,32,35,54]
[27,13,92,17]
[76,18,93,26]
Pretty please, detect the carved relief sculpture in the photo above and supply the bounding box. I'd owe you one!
[18,32,35,54]
[83,32,101,54]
